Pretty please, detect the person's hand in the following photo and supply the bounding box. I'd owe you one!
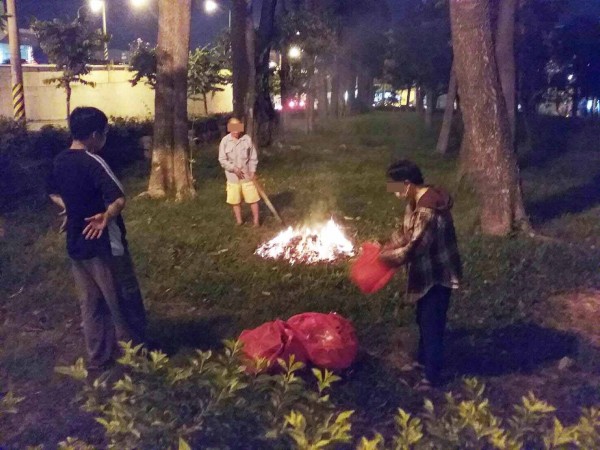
[234,168,245,179]
[249,172,256,181]
[82,213,108,240]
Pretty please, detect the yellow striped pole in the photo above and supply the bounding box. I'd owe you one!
[6,0,26,123]
[12,82,25,122]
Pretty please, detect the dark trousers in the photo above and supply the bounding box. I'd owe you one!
[416,285,451,385]
[71,252,147,368]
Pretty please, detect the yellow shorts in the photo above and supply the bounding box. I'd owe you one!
[226,181,260,205]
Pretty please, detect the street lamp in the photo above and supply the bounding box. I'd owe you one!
[130,0,148,7]
[288,46,302,60]
[87,0,109,61]
[204,0,231,29]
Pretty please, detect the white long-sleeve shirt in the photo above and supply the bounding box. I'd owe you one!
[218,134,259,183]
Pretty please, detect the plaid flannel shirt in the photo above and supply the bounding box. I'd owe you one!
[380,201,462,303]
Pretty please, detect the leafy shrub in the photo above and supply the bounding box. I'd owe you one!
[56,340,349,450]
[0,118,30,159]
[55,342,600,450]
[31,125,71,159]
[0,390,24,442]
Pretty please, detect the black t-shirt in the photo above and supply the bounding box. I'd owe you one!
[48,149,127,260]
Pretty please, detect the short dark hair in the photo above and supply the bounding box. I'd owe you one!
[387,160,424,185]
[69,107,108,140]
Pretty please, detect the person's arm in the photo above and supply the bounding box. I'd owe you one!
[82,197,125,240]
[248,139,258,180]
[379,210,435,266]
[219,138,244,179]
[49,194,66,212]
[218,138,235,172]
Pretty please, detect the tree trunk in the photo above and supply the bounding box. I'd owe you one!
[415,86,424,116]
[148,0,175,199]
[172,0,194,200]
[425,87,436,128]
[147,0,195,200]
[317,70,329,118]
[356,72,373,113]
[436,65,457,154]
[280,50,290,130]
[231,0,249,119]
[495,0,517,141]
[450,0,529,235]
[65,83,72,119]
[330,58,340,118]
[306,66,315,134]
[203,95,209,115]
[244,0,257,143]
[254,0,278,147]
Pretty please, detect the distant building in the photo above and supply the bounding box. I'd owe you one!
[0,28,37,64]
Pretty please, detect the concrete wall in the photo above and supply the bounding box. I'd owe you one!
[0,64,233,126]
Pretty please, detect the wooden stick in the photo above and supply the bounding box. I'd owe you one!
[252,178,284,224]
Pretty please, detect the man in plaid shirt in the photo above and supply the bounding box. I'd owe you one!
[380,160,462,390]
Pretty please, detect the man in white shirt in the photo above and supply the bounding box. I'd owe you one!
[218,118,261,226]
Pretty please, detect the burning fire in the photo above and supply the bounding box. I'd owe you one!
[255,219,355,265]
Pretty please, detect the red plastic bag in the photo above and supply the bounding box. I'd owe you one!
[286,313,358,370]
[239,320,308,373]
[350,242,397,294]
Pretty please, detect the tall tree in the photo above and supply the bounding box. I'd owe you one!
[435,63,457,154]
[147,0,195,200]
[494,0,518,140]
[32,17,108,118]
[254,0,278,146]
[450,0,529,235]
[129,39,157,88]
[231,0,250,120]
[188,46,231,115]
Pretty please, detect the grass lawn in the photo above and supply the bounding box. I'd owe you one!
[1,112,600,447]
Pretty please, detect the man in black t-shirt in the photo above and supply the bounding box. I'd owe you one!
[48,107,146,370]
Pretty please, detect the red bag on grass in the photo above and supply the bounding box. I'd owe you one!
[286,313,358,370]
[239,319,308,373]
[350,242,397,294]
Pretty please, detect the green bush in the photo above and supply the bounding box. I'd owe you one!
[55,342,600,450]
[0,390,24,443]
[56,340,349,450]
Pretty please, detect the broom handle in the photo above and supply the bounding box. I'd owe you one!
[252,178,284,224]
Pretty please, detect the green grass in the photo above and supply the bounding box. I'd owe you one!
[1,112,600,446]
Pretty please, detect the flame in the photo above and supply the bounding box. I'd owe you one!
[255,219,355,264]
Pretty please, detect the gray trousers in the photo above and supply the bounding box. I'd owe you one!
[71,252,147,368]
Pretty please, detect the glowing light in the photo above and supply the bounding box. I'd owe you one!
[130,0,148,8]
[289,100,297,108]
[568,74,574,81]
[269,61,278,69]
[288,46,302,60]
[204,0,218,14]
[256,219,354,265]
[299,100,306,107]
[89,0,105,13]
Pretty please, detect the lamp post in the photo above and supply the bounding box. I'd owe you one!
[89,0,109,61]
[204,0,231,29]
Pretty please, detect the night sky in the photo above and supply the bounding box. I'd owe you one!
[14,0,600,52]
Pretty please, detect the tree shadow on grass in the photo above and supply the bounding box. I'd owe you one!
[445,323,579,377]
[148,314,237,355]
[526,174,600,224]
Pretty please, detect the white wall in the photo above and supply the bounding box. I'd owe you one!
[0,64,233,126]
